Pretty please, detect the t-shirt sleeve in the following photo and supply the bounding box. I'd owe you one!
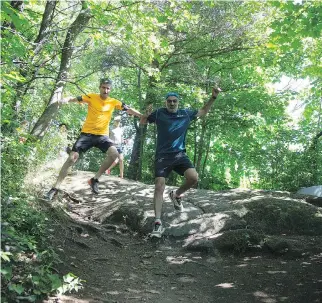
[147,110,157,124]
[78,94,92,104]
[185,108,198,121]
[114,99,130,111]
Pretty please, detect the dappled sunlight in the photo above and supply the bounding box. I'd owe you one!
[177,276,196,283]
[236,263,248,268]
[170,211,193,223]
[166,255,193,265]
[267,271,287,274]
[243,256,262,261]
[135,188,154,198]
[232,205,249,217]
[181,214,229,247]
[53,295,94,302]
[144,210,155,217]
[215,282,235,288]
[253,291,278,303]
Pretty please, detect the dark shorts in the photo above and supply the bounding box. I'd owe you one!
[72,133,115,154]
[115,145,123,154]
[155,152,195,178]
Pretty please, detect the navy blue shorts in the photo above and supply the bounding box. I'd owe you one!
[72,133,115,154]
[115,145,123,154]
[155,152,194,178]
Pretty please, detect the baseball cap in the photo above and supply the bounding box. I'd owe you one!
[100,78,112,85]
[165,92,179,99]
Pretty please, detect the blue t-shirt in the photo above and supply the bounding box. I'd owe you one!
[147,108,198,157]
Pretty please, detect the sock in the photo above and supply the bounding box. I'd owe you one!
[154,218,162,224]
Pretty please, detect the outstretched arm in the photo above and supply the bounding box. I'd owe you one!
[59,97,78,104]
[139,104,153,125]
[126,107,143,119]
[196,87,222,118]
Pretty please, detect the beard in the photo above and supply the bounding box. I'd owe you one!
[166,106,178,113]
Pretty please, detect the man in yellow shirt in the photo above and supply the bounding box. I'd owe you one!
[46,79,142,200]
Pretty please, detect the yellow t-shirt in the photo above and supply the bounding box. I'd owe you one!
[80,94,124,135]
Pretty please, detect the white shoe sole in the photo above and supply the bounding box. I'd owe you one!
[150,228,165,238]
[169,191,184,212]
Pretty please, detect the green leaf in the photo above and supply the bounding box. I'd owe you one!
[63,272,77,283]
[157,15,168,23]
[49,274,62,290]
[9,283,25,295]
[32,275,40,285]
[0,251,12,262]
[0,266,13,279]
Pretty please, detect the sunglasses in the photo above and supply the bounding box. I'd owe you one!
[167,99,178,104]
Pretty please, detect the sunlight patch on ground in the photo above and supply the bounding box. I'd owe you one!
[55,295,92,302]
[144,210,155,217]
[177,276,196,283]
[136,188,154,198]
[253,291,277,303]
[232,206,248,217]
[170,212,191,224]
[166,255,192,265]
[215,282,235,288]
[181,214,229,246]
[243,256,262,261]
[105,290,120,295]
[236,263,248,268]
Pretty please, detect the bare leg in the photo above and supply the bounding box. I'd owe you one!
[154,177,166,219]
[54,152,79,188]
[106,157,119,171]
[175,168,198,197]
[119,154,124,178]
[94,146,118,179]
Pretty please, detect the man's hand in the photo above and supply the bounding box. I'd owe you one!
[145,104,153,115]
[196,87,222,118]
[59,97,70,104]
[140,104,153,125]
[212,87,222,99]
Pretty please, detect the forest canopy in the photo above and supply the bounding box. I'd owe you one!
[1,0,321,301]
[2,0,321,193]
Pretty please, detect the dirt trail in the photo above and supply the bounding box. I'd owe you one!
[46,217,321,303]
[42,173,322,303]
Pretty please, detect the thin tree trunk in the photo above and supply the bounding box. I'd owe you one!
[128,72,158,180]
[201,131,212,178]
[31,2,91,140]
[195,118,207,172]
[13,1,57,116]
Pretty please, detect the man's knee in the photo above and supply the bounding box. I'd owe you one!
[69,152,79,164]
[186,169,198,184]
[155,178,165,193]
[107,146,119,161]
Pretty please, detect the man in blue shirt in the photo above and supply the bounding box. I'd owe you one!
[142,86,221,238]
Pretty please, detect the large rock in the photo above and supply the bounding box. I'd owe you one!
[57,173,322,256]
[297,185,322,197]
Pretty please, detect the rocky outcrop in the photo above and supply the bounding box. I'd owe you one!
[55,172,322,257]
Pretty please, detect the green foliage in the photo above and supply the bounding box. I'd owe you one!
[1,1,321,298]
[1,195,83,302]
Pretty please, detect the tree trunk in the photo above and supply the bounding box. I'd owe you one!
[34,0,57,53]
[31,2,91,140]
[128,122,146,180]
[201,130,212,178]
[309,129,322,183]
[195,67,211,171]
[14,0,57,117]
[128,73,158,180]
[195,118,207,172]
